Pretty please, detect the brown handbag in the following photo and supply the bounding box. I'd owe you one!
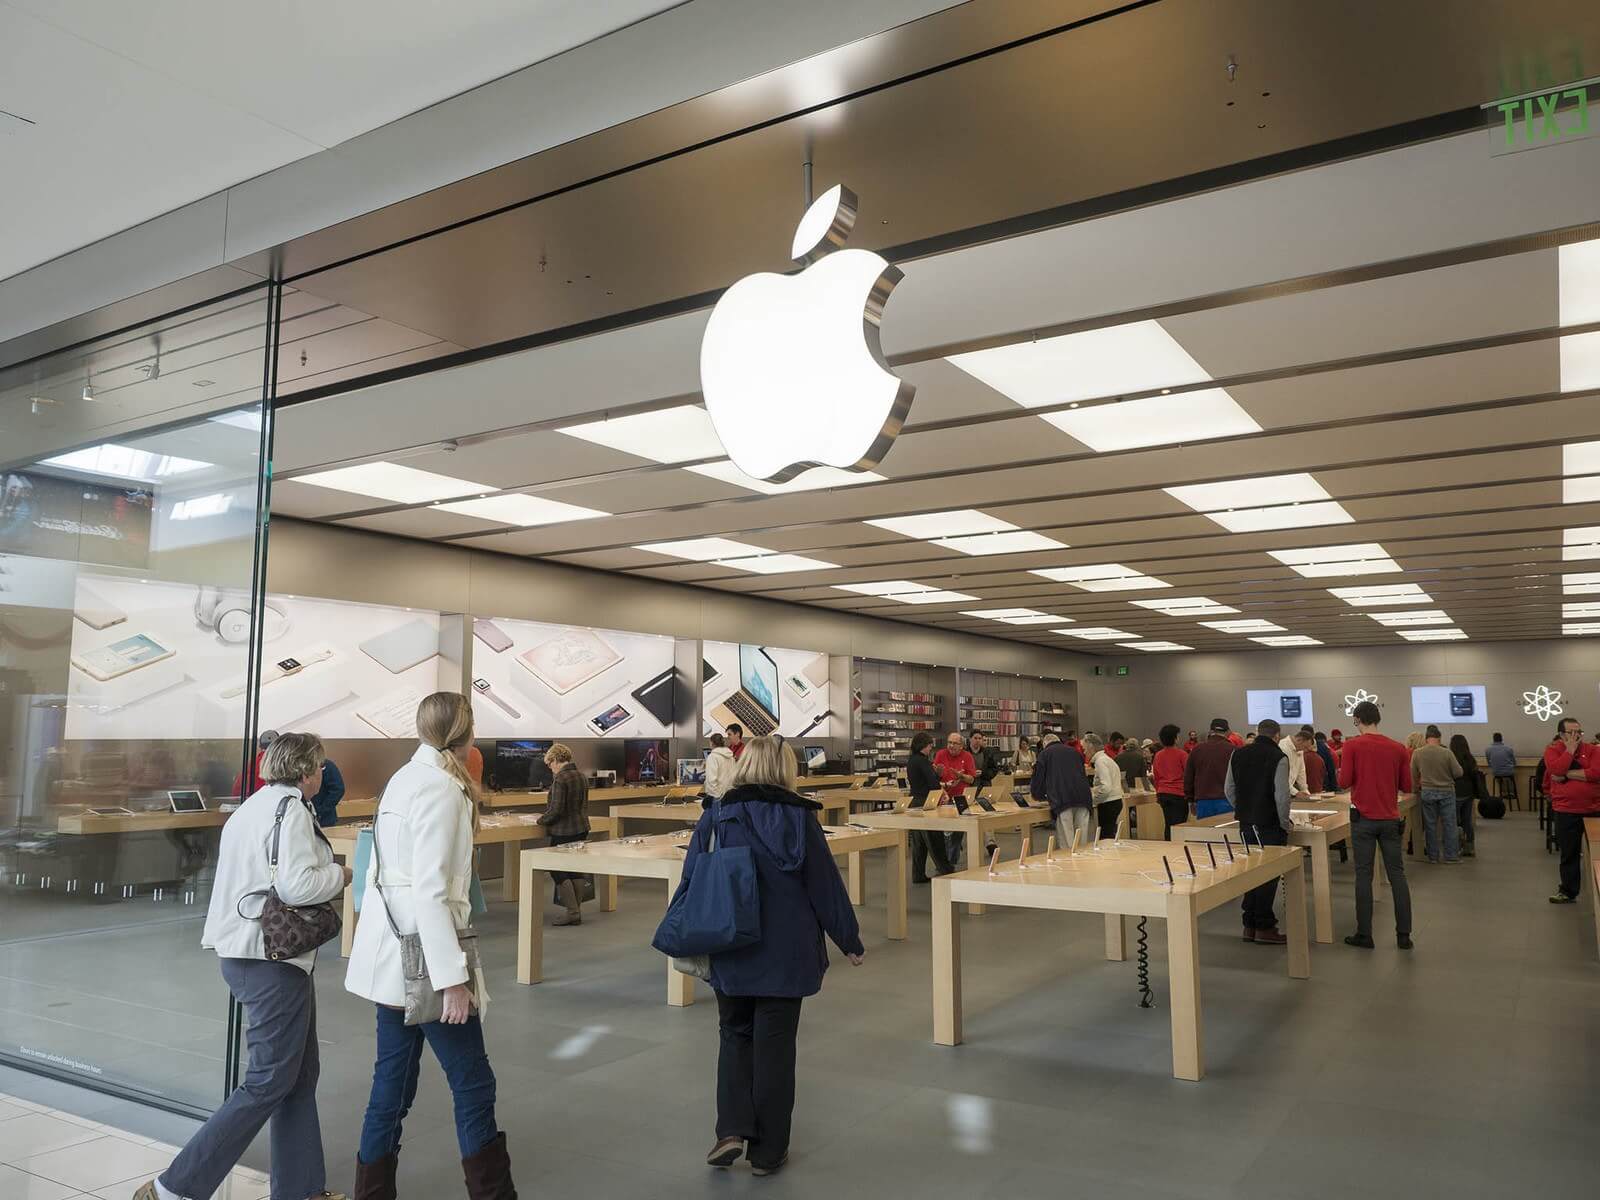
[238,795,343,961]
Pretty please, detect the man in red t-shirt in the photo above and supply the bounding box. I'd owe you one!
[1150,723,1190,836]
[1338,700,1413,949]
[933,732,977,867]
[725,724,746,760]
[1544,716,1600,903]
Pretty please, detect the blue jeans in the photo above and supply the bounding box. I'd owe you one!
[1195,797,1232,819]
[358,1005,500,1162]
[1419,787,1460,861]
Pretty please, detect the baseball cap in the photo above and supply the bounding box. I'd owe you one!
[1209,717,1230,734]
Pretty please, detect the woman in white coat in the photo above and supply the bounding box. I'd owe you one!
[347,692,515,1200]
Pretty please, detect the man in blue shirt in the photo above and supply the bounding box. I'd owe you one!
[1485,733,1517,805]
[309,757,346,826]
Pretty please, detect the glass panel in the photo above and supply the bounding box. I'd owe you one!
[0,288,271,1111]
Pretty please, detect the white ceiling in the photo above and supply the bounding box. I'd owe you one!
[0,0,681,279]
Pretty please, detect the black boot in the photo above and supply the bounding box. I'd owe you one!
[354,1151,398,1200]
[462,1131,516,1200]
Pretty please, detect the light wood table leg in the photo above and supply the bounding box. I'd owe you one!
[1104,912,1127,961]
[502,841,522,902]
[599,872,618,913]
[847,851,865,906]
[1166,893,1203,1081]
[886,833,908,940]
[932,878,961,1045]
[516,859,544,985]
[1308,834,1333,944]
[963,819,986,915]
[665,865,693,1007]
[1283,860,1311,980]
[340,879,356,957]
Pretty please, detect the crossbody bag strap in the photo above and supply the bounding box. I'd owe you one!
[236,793,293,920]
[369,790,406,941]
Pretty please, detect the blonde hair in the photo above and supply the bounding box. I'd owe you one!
[416,691,480,829]
[545,742,573,766]
[260,732,323,785]
[731,736,797,791]
[1404,731,1425,753]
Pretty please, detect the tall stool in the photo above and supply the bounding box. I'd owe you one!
[1493,773,1518,813]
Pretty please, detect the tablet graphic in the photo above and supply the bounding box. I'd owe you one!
[359,619,440,674]
[631,667,680,727]
[516,627,624,695]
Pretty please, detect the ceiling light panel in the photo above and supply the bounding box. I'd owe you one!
[945,320,1261,451]
[1561,440,1600,504]
[867,509,1013,539]
[1397,628,1468,641]
[1131,596,1241,616]
[635,537,771,561]
[1564,572,1600,595]
[895,589,979,604]
[558,404,722,463]
[1563,623,1600,635]
[1563,331,1600,394]
[933,530,1067,556]
[293,461,486,503]
[713,553,838,574]
[1563,526,1600,560]
[434,494,608,526]
[1367,609,1452,627]
[1031,564,1169,591]
[834,580,937,596]
[1056,627,1137,640]
[1268,543,1400,578]
[1250,635,1323,646]
[687,461,884,494]
[961,608,1071,625]
[1560,238,1600,327]
[1120,641,1193,652]
[1165,473,1353,533]
[1328,583,1432,606]
[1200,619,1286,633]
[1563,602,1600,619]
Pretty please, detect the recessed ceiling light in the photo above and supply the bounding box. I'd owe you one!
[43,443,211,482]
[1563,526,1600,560]
[1328,583,1432,606]
[635,537,771,561]
[945,320,1262,451]
[713,553,838,574]
[171,493,234,521]
[1563,622,1600,635]
[1563,601,1600,619]
[834,580,937,597]
[1250,635,1323,646]
[558,404,722,463]
[895,589,979,604]
[1563,331,1600,394]
[1200,618,1286,633]
[1165,473,1353,532]
[293,461,483,504]
[688,461,885,494]
[1367,609,1452,627]
[1396,628,1467,641]
[1268,542,1400,578]
[933,530,1066,556]
[1131,596,1240,616]
[1564,571,1600,594]
[1119,640,1193,652]
[433,493,609,526]
[1056,626,1137,640]
[867,509,1012,539]
[1563,239,1600,327]
[1031,564,1170,591]
[961,608,1072,625]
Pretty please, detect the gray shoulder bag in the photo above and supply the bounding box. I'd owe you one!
[370,805,483,1026]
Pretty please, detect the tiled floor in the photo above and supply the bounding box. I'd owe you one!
[2,811,1596,1200]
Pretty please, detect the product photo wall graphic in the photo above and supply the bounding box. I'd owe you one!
[468,616,680,739]
[64,574,445,740]
[702,641,835,740]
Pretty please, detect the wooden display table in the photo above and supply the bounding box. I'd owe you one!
[852,800,1052,915]
[931,840,1310,1081]
[1171,802,1351,943]
[516,824,907,1005]
[323,812,619,955]
[57,809,230,834]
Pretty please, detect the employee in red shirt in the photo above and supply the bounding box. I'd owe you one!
[1338,700,1414,950]
[933,732,977,865]
[1151,723,1190,836]
[725,723,746,760]
[1544,716,1600,904]
[1182,730,1199,753]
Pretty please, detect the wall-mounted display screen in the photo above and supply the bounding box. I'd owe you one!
[64,574,444,739]
[1246,688,1314,725]
[490,740,551,791]
[1411,684,1488,725]
[704,641,836,738]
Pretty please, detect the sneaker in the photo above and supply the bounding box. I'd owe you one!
[1254,926,1288,945]
[1397,934,1414,950]
[706,1137,745,1168]
[1462,847,1475,857]
[1344,933,1375,949]
[751,1154,789,1177]
[1549,891,1578,904]
[1443,858,1462,864]
[1241,926,1256,942]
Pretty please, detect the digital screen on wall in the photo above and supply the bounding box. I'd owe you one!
[64,574,445,740]
[703,641,835,738]
[1,469,152,568]
[1410,684,1488,725]
[1246,688,1314,725]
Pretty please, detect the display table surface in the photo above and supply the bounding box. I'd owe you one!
[930,840,1310,1081]
[57,809,230,834]
[851,800,1052,915]
[516,824,908,1005]
[1171,801,1351,944]
[323,812,620,955]
[339,775,868,819]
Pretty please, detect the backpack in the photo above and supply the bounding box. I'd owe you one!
[1475,772,1504,820]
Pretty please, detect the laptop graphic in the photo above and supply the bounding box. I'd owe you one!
[709,644,780,738]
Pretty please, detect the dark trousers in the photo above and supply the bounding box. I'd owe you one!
[162,959,324,1200]
[1456,794,1475,849]
[1097,799,1123,841]
[1554,811,1589,898]
[359,1005,500,1162]
[910,830,953,880]
[1238,822,1288,929]
[547,829,587,885]
[1352,812,1412,938]
[1157,794,1189,838]
[715,992,803,1168]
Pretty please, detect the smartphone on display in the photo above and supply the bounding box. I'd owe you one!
[360,619,440,674]
[1449,692,1475,717]
[587,703,632,736]
[74,585,127,630]
[473,619,514,653]
[785,671,814,700]
[72,633,176,681]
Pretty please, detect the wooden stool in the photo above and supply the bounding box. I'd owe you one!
[1493,774,1519,813]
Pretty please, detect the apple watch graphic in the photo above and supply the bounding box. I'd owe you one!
[221,649,334,699]
[473,677,522,719]
[195,586,289,644]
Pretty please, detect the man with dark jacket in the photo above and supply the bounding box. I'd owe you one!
[1031,736,1093,849]
[1185,719,1237,818]
[968,731,1003,794]
[1115,736,1148,790]
[1225,719,1293,944]
[309,757,346,827]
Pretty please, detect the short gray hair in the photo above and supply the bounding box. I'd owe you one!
[260,732,324,785]
[1083,733,1105,752]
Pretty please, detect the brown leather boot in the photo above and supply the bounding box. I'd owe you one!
[354,1151,398,1200]
[462,1131,517,1200]
[553,879,582,926]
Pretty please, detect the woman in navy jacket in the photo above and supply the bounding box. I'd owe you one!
[679,736,864,1177]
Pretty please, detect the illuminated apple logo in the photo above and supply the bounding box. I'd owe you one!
[700,184,915,483]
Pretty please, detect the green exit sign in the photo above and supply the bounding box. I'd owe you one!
[1484,76,1596,155]
[1116,665,1130,677]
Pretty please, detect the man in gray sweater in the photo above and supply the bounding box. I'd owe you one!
[1411,725,1463,864]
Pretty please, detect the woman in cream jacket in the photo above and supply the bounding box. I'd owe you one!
[346,692,516,1200]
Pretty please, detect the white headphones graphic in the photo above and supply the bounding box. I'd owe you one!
[194,586,290,644]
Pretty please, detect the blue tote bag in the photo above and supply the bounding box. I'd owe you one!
[652,806,761,967]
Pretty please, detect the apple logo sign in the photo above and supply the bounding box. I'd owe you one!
[700,184,915,483]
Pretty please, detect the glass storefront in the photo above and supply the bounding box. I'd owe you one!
[0,288,273,1112]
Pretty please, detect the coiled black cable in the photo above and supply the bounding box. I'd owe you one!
[1136,917,1154,1008]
